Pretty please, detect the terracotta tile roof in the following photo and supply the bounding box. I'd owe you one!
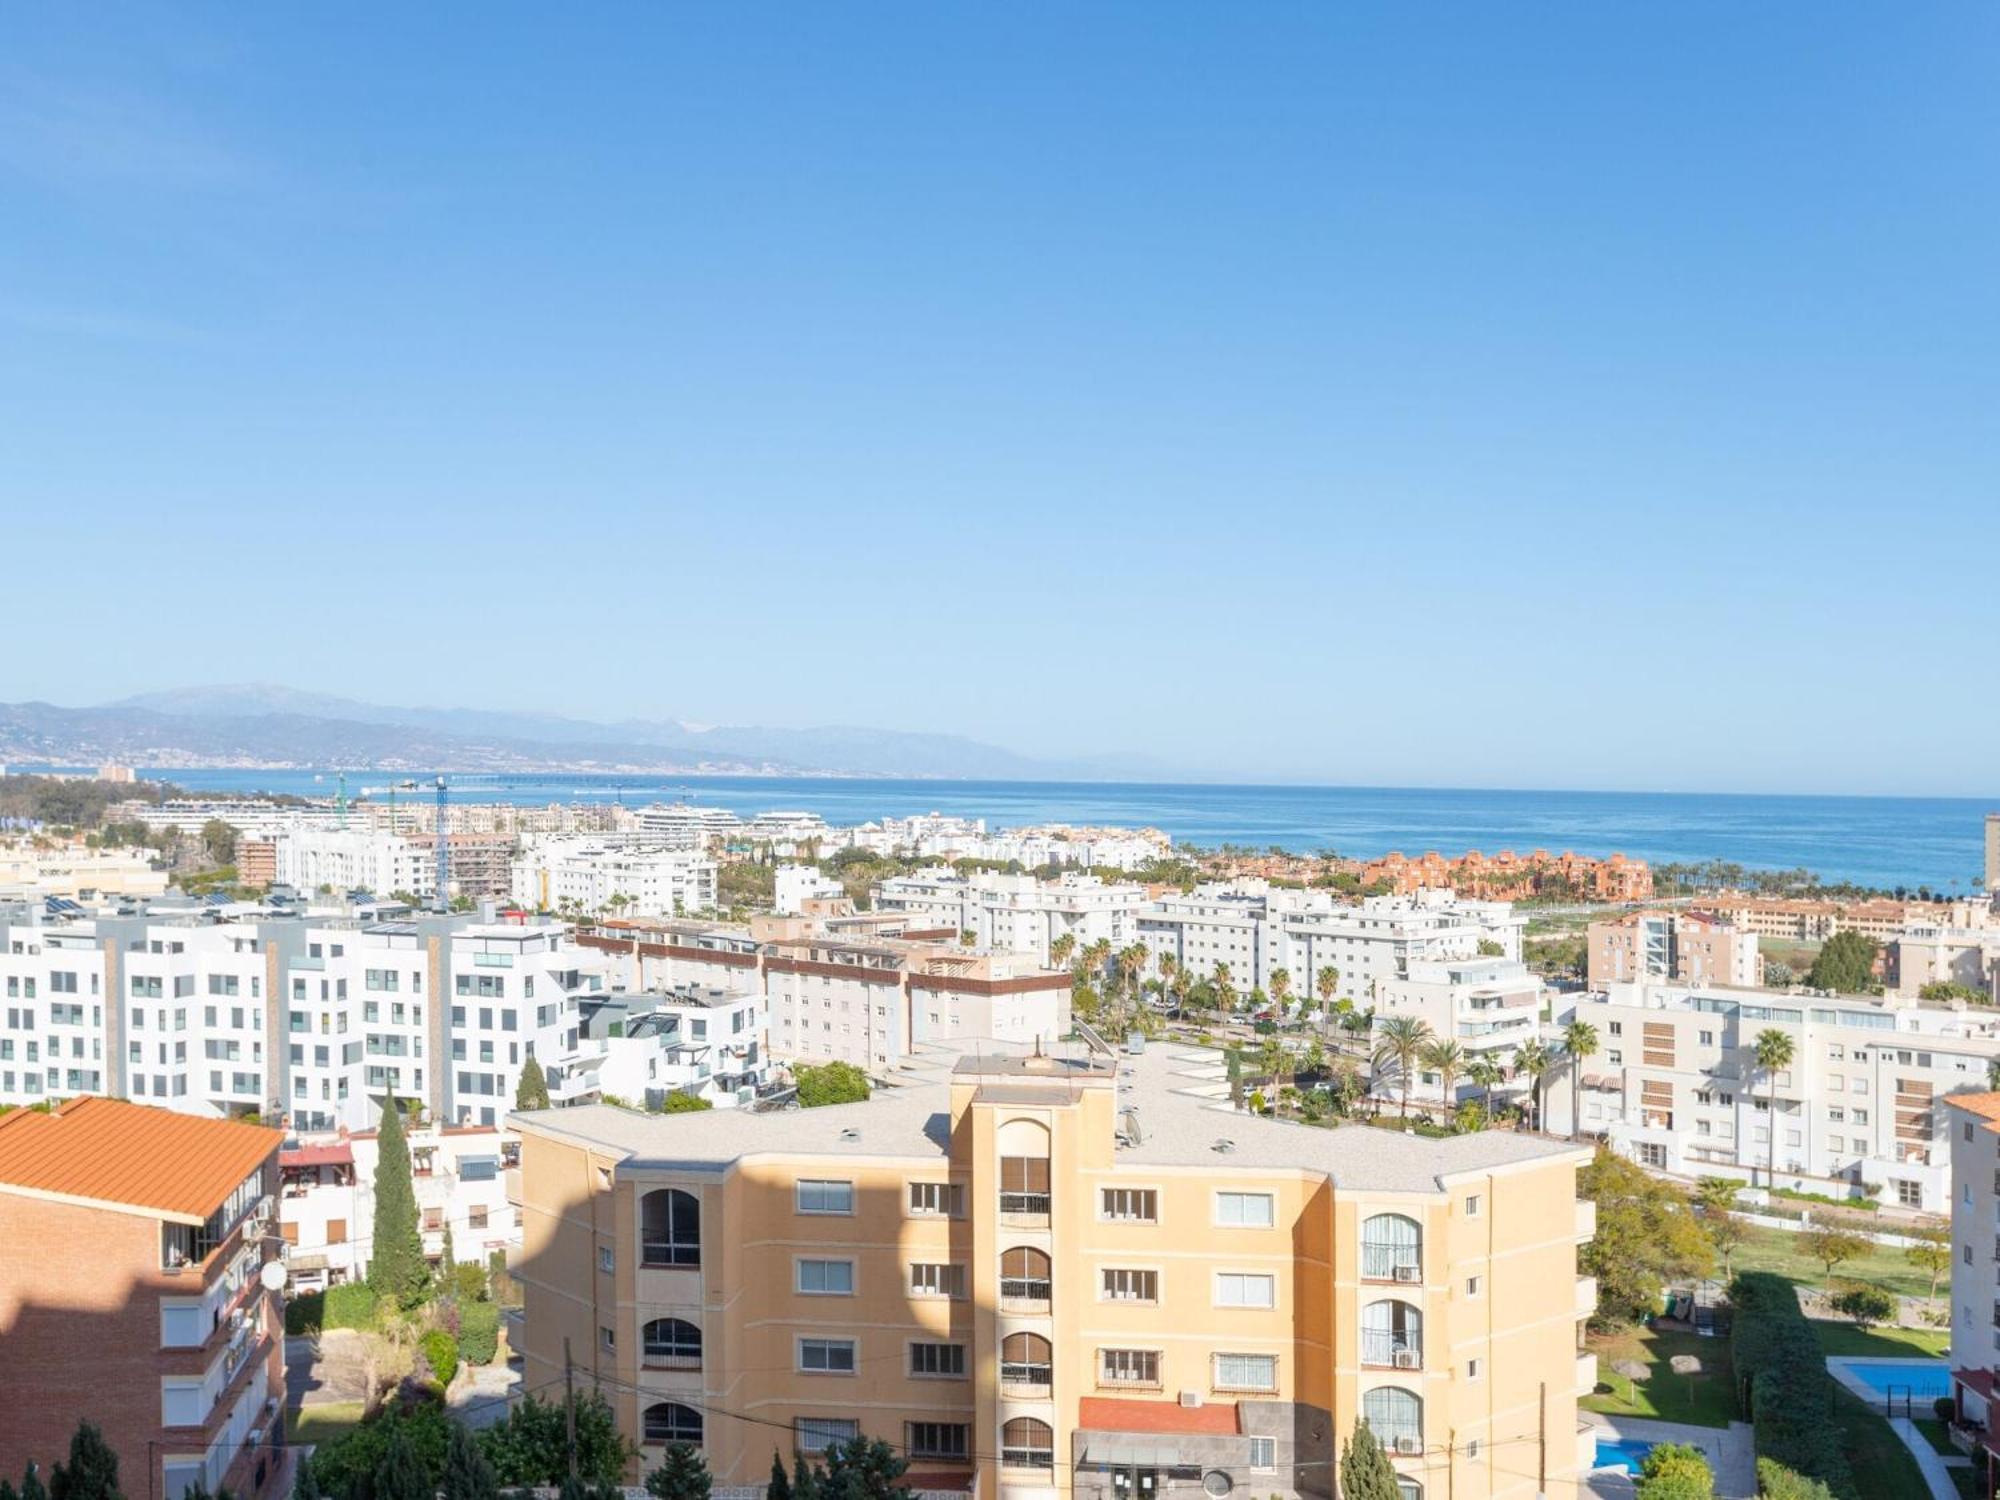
[0,1097,283,1220]
[1078,1397,1240,1436]
[280,1142,354,1169]
[1947,1093,2000,1128]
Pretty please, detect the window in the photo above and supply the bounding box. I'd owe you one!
[797,1419,859,1454]
[641,1188,701,1267]
[1361,1214,1422,1281]
[1248,1438,1276,1471]
[598,1246,613,1274]
[1001,1332,1053,1386]
[906,1424,969,1461]
[1463,1194,1481,1218]
[1362,1387,1423,1454]
[1101,1187,1158,1222]
[908,1181,963,1217]
[1897,1180,1923,1208]
[642,1318,702,1367]
[1466,1439,1483,1462]
[1101,1267,1158,1303]
[909,1342,967,1378]
[799,1338,857,1374]
[797,1180,855,1215]
[797,1259,855,1296]
[643,1403,702,1446]
[1361,1300,1423,1368]
[1000,1247,1051,1302]
[1214,1353,1278,1391]
[1636,1143,1667,1169]
[1002,1418,1054,1470]
[1215,1192,1275,1227]
[1000,1155,1052,1214]
[911,1262,967,1299]
[1466,1358,1482,1380]
[1099,1348,1160,1386]
[1214,1272,1276,1308]
[599,1326,616,1352]
[1465,1275,1482,1297]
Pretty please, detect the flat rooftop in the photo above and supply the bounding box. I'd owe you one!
[0,1097,283,1221]
[514,1043,1584,1191]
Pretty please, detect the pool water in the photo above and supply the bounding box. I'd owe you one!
[1593,1438,1656,1473]
[1838,1358,1951,1402]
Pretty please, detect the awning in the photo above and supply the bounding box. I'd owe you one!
[1079,1441,1187,1469]
[287,1253,330,1272]
[281,1143,355,1169]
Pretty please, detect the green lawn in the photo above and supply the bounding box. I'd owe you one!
[1914,1418,1958,1456]
[1830,1382,1934,1500]
[289,1402,366,1446]
[1582,1325,1738,1428]
[1731,1223,1940,1301]
[1810,1320,1948,1359]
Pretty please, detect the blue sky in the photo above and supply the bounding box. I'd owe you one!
[3,5,1996,794]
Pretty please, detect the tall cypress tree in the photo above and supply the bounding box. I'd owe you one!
[1338,1422,1401,1500]
[368,1100,426,1308]
[50,1422,120,1500]
[515,1057,550,1111]
[441,1421,499,1500]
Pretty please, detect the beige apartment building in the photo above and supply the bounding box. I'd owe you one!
[512,1044,1597,1500]
[1987,814,2000,896]
[1585,911,1759,990]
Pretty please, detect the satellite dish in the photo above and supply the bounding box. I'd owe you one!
[259,1260,288,1293]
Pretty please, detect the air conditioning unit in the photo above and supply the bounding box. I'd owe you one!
[1179,1391,1205,1409]
[1393,1265,1421,1283]
[1394,1436,1422,1456]
[1393,1349,1421,1369]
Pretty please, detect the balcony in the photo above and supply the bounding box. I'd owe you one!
[1576,1276,1599,1318]
[1000,1275,1052,1313]
[1001,1359,1053,1392]
[1575,1352,1598,1394]
[1575,1199,1597,1241]
[1000,1191,1052,1221]
[1360,1334,1422,1371]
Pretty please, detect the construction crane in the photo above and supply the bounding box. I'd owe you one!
[433,775,449,913]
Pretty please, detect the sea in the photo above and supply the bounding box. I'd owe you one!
[33,767,1994,893]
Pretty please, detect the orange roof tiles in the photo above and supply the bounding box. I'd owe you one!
[1948,1092,2000,1128]
[0,1097,283,1220]
[1078,1397,1241,1436]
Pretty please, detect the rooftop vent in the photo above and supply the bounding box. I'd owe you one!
[839,1127,861,1142]
[1213,1138,1236,1154]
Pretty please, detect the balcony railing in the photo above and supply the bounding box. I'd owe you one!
[1360,1334,1422,1369]
[1001,1360,1053,1388]
[1002,1446,1054,1472]
[1000,1277,1052,1306]
[1000,1192,1052,1217]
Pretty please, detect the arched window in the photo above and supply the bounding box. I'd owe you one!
[1002,1417,1054,1470]
[1001,1332,1053,1386]
[1396,1482,1423,1500]
[1360,1300,1423,1368]
[1360,1213,1422,1281]
[999,1118,1052,1215]
[643,1401,702,1446]
[642,1188,700,1267]
[641,1317,702,1368]
[1361,1387,1423,1455]
[1000,1246,1052,1303]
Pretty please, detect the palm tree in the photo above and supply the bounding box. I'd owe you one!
[1418,1038,1466,1115]
[1561,1019,1600,1142]
[1465,1056,1503,1115]
[1268,967,1292,1019]
[1259,1038,1289,1116]
[1753,1028,1796,1188]
[1049,932,1076,973]
[1514,1039,1554,1133]
[1213,961,1237,1016]
[1372,1016,1434,1121]
[1315,965,1341,1046]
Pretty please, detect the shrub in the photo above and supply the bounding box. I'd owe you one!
[286,1290,325,1335]
[1636,1443,1714,1499]
[458,1300,501,1366]
[1827,1282,1895,1329]
[1755,1459,1838,1499]
[450,1260,489,1305]
[424,1328,460,1388]
[307,1402,454,1500]
[794,1061,869,1108]
[1935,1396,1957,1424]
[324,1281,380,1331]
[1730,1273,1856,1498]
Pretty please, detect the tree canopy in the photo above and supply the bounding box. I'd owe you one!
[515,1056,551,1111]
[1806,931,1881,994]
[367,1102,427,1309]
[795,1061,870,1108]
[1579,1146,1714,1325]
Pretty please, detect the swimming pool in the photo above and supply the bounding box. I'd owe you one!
[1592,1438,1656,1473]
[1835,1358,1951,1402]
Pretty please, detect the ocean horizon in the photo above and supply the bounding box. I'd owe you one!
[27,766,1994,893]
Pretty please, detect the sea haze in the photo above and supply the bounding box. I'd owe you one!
[73,769,1996,892]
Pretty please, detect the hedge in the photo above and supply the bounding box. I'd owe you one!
[324,1281,380,1331]
[1755,1459,1838,1499]
[458,1300,501,1365]
[1729,1273,1856,1498]
[286,1290,324,1335]
[423,1327,460,1388]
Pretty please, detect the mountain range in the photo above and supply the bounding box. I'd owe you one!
[0,685,1159,780]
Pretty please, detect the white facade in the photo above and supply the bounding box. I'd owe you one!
[870,871,1149,964]
[629,803,741,850]
[1372,956,1546,1101]
[773,864,845,914]
[511,837,718,918]
[1563,980,2000,1213]
[1947,1094,2000,1426]
[0,841,168,899]
[276,829,436,900]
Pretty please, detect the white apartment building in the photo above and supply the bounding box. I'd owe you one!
[1372,955,1545,1103]
[279,1121,520,1292]
[550,985,769,1108]
[1562,980,2000,1213]
[1946,1091,2000,1442]
[510,836,718,918]
[0,841,168,900]
[1892,919,2000,999]
[111,799,348,839]
[772,863,845,914]
[870,870,1148,964]
[276,828,437,900]
[631,803,742,849]
[1139,883,1525,1006]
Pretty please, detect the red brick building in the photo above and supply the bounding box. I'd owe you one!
[0,1099,287,1499]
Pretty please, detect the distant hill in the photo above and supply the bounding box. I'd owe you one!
[0,685,1162,780]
